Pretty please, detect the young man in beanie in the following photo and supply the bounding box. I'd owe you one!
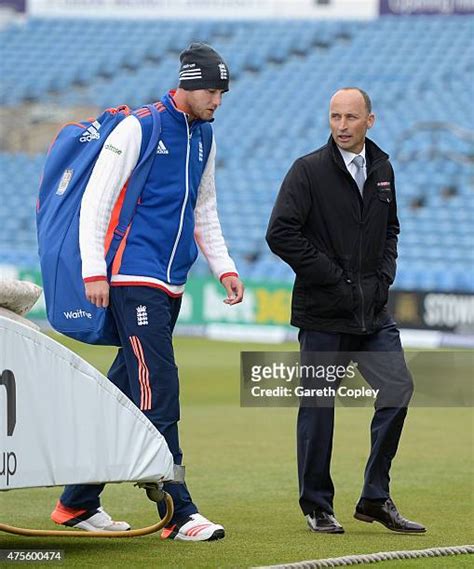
[50,43,243,541]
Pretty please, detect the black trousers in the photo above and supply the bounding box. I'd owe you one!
[297,321,414,515]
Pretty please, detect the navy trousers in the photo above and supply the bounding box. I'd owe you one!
[297,321,414,516]
[60,286,198,524]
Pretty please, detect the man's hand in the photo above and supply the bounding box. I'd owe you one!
[221,275,244,305]
[85,280,110,308]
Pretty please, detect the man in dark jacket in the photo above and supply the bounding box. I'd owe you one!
[266,88,425,535]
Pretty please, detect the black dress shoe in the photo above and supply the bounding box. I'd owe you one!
[354,498,426,533]
[306,509,345,534]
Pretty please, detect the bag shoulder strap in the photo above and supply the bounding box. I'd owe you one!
[105,104,162,265]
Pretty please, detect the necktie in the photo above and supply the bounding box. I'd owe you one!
[352,155,366,195]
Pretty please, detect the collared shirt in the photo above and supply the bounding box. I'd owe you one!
[337,144,367,183]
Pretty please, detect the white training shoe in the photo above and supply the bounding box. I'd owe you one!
[51,501,131,532]
[161,513,225,541]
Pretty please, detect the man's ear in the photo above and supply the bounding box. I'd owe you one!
[367,113,375,130]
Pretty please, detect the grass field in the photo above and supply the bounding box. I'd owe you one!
[1,336,472,568]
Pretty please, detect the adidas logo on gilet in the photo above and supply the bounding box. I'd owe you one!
[156,140,169,154]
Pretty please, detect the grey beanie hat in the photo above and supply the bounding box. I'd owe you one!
[179,42,230,92]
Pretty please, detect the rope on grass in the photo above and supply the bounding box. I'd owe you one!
[253,545,474,569]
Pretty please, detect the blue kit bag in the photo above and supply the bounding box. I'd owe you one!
[36,104,162,345]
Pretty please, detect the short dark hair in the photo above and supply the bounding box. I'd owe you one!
[339,87,372,114]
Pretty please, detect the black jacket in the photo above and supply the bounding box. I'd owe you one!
[266,136,398,334]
